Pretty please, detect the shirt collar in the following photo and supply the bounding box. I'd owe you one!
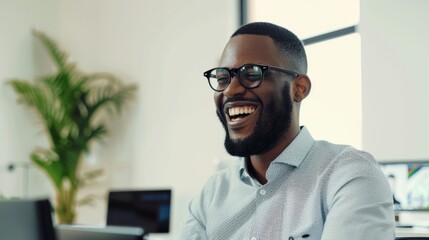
[239,126,315,179]
[272,126,314,167]
[239,157,255,185]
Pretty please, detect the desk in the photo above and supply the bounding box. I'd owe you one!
[396,227,429,237]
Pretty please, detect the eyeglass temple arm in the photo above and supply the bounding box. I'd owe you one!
[269,66,300,77]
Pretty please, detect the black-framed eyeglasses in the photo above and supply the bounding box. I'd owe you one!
[203,63,300,92]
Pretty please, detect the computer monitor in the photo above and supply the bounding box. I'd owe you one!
[0,199,56,240]
[380,160,429,211]
[106,189,172,233]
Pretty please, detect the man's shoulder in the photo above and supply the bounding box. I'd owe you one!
[312,140,376,162]
[205,159,242,186]
[307,140,380,177]
[308,142,387,192]
[191,159,242,207]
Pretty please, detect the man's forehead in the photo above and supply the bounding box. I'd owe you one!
[219,34,285,67]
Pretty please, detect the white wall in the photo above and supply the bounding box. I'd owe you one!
[360,0,429,226]
[1,0,238,238]
[360,0,429,160]
[0,0,60,199]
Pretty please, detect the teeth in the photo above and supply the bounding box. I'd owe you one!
[228,106,256,117]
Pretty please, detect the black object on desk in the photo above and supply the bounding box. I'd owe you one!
[0,198,56,240]
[396,237,429,240]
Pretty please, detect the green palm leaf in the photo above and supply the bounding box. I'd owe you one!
[7,30,137,224]
[32,30,69,71]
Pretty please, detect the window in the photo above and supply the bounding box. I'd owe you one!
[244,0,362,148]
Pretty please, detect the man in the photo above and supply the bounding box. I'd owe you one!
[178,22,395,239]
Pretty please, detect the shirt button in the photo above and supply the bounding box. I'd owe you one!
[251,237,257,240]
[259,189,266,195]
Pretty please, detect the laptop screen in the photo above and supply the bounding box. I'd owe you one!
[106,190,172,233]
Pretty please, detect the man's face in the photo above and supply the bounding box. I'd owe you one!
[214,34,295,156]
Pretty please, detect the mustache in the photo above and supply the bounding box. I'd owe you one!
[222,96,259,108]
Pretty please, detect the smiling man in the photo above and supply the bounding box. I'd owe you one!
[178,22,395,240]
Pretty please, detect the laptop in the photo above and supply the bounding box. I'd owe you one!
[107,189,172,233]
[0,199,56,240]
[0,198,145,240]
[55,224,145,240]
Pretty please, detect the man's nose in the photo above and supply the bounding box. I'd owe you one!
[223,76,246,98]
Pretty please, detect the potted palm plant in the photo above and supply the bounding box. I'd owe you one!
[8,31,137,224]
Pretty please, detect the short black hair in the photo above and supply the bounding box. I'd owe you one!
[232,22,307,74]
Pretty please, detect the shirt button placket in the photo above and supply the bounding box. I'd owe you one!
[250,188,267,240]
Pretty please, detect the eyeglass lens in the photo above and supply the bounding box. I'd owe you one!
[208,64,264,91]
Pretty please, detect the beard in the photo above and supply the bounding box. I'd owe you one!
[217,83,293,156]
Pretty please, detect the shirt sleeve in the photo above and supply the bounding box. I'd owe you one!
[321,150,396,240]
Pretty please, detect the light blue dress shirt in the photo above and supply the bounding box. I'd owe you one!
[178,127,395,240]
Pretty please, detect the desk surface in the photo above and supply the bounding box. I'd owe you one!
[396,227,429,237]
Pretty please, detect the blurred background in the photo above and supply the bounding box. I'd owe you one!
[1,0,428,239]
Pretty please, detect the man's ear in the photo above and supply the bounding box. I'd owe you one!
[293,74,311,102]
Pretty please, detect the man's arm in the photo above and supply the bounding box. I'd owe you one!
[321,153,395,240]
[175,199,209,240]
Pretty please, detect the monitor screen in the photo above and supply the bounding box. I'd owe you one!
[380,161,429,211]
[106,190,171,233]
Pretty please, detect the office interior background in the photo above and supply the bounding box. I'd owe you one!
[1,0,428,238]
